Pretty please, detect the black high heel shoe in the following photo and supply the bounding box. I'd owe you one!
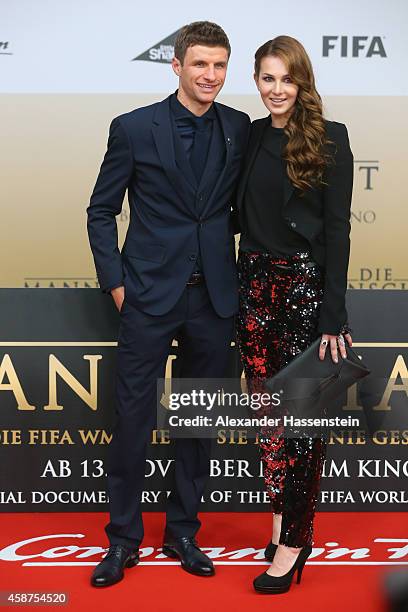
[253,545,312,594]
[264,541,278,562]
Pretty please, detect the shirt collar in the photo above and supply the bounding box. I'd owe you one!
[170,90,216,122]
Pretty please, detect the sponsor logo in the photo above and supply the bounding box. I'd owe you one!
[0,41,13,55]
[322,36,386,57]
[23,277,99,288]
[0,533,407,566]
[132,29,181,64]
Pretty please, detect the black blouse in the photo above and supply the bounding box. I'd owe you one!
[239,123,309,255]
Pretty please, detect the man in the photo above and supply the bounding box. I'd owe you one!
[87,21,250,587]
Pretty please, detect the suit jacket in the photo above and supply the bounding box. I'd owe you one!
[87,94,250,318]
[237,116,354,335]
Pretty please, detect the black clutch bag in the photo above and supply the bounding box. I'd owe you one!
[264,337,371,420]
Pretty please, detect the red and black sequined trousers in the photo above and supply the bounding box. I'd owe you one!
[237,250,326,547]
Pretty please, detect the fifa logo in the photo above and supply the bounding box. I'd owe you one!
[322,36,386,57]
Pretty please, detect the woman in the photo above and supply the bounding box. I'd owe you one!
[236,35,353,594]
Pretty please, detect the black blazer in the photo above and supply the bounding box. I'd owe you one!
[236,116,354,336]
[87,95,250,318]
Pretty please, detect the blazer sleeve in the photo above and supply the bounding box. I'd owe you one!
[317,123,354,335]
[86,116,133,293]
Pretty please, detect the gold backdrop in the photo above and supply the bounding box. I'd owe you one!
[1,94,406,289]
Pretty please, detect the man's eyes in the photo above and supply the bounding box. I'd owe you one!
[194,63,226,68]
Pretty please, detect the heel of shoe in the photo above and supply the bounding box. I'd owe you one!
[162,545,178,559]
[296,560,306,584]
[125,556,139,568]
[296,545,312,584]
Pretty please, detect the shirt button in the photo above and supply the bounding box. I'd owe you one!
[189,254,197,261]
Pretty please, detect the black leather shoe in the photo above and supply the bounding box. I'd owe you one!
[162,534,214,576]
[91,544,139,587]
[253,545,312,594]
[264,540,278,562]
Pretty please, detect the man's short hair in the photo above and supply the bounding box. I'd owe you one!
[174,21,231,64]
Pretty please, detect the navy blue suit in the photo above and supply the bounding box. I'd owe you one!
[88,94,250,318]
[87,94,250,547]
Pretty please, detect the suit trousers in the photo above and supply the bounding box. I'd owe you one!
[104,282,235,548]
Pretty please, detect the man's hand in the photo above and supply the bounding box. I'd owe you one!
[111,286,125,312]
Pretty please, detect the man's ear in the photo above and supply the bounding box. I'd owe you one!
[172,56,182,77]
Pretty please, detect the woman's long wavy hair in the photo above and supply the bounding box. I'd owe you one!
[254,36,332,192]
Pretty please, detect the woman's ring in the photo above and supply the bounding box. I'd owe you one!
[320,339,328,346]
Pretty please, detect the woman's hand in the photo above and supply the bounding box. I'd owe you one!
[319,332,353,363]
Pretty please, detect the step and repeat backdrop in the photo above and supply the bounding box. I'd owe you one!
[0,0,407,512]
[0,289,407,513]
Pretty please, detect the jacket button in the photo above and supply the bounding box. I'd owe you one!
[189,254,197,261]
[290,221,297,229]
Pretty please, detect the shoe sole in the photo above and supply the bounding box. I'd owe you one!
[254,585,291,594]
[162,546,215,577]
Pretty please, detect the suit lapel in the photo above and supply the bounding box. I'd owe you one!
[282,171,295,209]
[199,102,232,217]
[151,96,196,209]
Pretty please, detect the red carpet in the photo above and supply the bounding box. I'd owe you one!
[0,512,406,611]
